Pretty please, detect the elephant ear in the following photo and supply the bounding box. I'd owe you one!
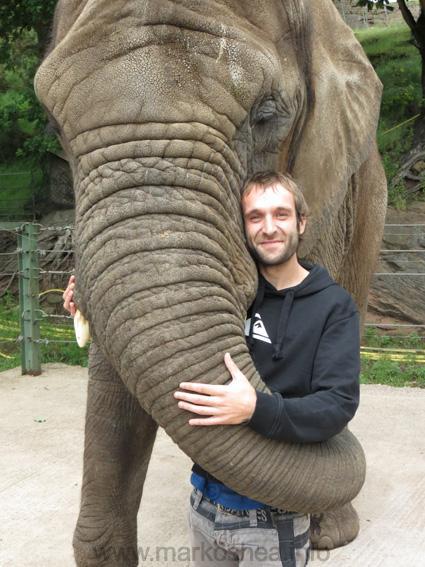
[290,0,382,253]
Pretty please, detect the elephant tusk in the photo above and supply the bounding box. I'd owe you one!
[74,309,91,347]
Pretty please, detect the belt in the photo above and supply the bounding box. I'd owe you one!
[194,489,294,517]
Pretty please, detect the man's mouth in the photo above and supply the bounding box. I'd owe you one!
[260,240,283,246]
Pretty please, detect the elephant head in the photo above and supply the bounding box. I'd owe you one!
[34,0,386,514]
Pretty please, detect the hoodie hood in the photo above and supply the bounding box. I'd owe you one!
[247,260,337,360]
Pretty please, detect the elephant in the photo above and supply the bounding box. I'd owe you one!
[34,0,387,565]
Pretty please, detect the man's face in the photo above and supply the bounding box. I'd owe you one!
[242,183,306,267]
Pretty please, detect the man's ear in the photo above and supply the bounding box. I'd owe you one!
[298,215,307,236]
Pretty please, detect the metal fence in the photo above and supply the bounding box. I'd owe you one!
[1,221,425,374]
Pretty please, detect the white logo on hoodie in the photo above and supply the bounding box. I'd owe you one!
[244,313,271,344]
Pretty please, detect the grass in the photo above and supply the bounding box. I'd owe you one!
[360,326,425,388]
[0,292,88,373]
[356,22,423,209]
[362,326,425,349]
[361,358,425,388]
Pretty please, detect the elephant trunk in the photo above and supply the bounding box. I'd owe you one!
[73,132,365,513]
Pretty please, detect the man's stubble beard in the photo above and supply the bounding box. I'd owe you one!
[247,230,300,267]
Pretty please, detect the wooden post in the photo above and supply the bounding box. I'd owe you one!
[18,223,41,375]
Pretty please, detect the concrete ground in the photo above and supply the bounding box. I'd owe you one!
[1,364,424,567]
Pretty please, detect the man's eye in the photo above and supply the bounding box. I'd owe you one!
[276,213,288,219]
[249,216,261,222]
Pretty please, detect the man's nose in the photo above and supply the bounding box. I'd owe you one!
[263,215,277,235]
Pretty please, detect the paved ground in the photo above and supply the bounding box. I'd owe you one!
[1,364,424,567]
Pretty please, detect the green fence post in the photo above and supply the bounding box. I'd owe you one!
[18,223,41,375]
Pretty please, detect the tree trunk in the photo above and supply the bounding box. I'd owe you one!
[397,2,425,100]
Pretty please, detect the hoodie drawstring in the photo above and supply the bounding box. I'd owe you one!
[272,289,295,361]
[247,276,265,348]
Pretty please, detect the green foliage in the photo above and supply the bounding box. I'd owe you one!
[0,29,60,165]
[0,1,59,172]
[0,27,60,217]
[381,151,410,209]
[0,160,41,219]
[357,24,422,118]
[357,23,423,205]
[0,0,57,59]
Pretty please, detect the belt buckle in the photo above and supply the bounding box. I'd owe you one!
[217,503,248,517]
[217,502,233,514]
[270,506,289,514]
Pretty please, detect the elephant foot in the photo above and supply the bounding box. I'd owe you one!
[73,528,138,567]
[309,502,360,550]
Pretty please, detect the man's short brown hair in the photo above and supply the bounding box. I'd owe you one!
[242,171,309,227]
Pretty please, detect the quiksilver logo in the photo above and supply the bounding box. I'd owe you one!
[244,313,271,344]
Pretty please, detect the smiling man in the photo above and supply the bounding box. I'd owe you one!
[174,171,361,566]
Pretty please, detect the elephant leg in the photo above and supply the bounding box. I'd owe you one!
[310,502,360,550]
[73,341,158,567]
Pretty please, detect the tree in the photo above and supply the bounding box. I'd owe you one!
[0,1,59,163]
[0,1,60,217]
[0,0,57,60]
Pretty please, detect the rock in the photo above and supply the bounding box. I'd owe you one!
[40,209,75,227]
[367,203,425,326]
[412,160,425,174]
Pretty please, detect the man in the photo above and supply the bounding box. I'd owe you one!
[63,171,360,567]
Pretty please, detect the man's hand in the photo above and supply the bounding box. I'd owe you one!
[174,353,257,426]
[62,275,77,316]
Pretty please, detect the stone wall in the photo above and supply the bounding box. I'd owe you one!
[368,202,425,327]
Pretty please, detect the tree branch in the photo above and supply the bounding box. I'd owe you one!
[397,0,417,32]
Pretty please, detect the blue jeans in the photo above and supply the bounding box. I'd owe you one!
[188,488,310,566]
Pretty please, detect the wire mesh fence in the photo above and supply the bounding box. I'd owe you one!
[0,222,79,373]
[334,0,405,29]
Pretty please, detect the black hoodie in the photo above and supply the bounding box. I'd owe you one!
[245,260,360,443]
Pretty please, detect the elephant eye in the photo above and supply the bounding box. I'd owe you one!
[252,97,277,126]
